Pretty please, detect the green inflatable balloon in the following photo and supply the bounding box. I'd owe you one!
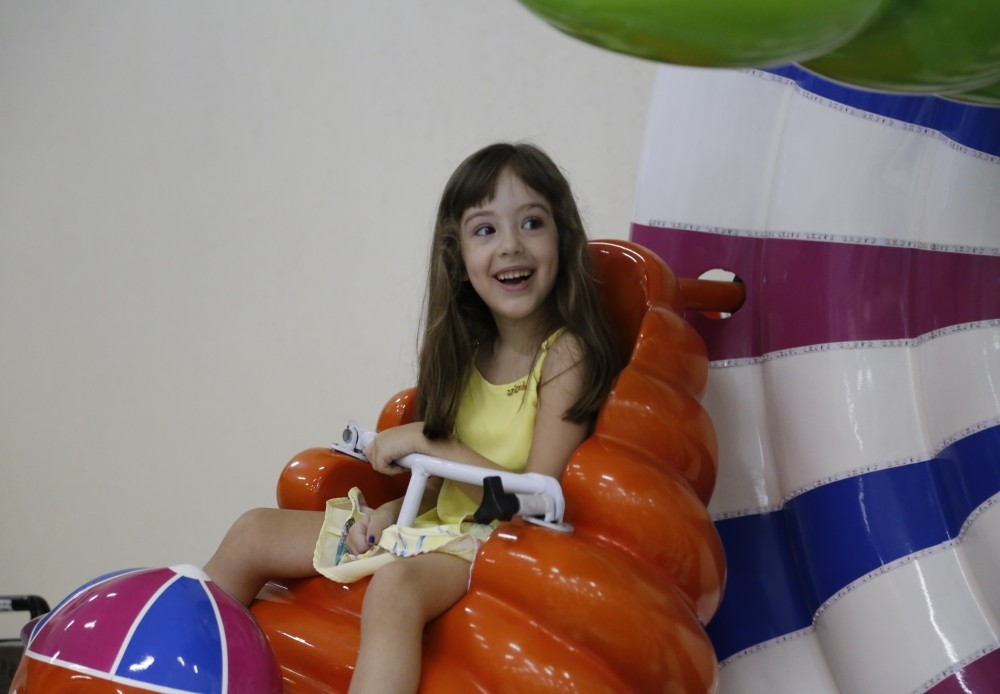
[804,0,1000,93]
[517,0,890,67]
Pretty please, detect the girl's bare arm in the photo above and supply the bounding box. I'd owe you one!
[520,331,591,479]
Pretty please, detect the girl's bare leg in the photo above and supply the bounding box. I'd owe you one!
[203,508,324,605]
[349,552,470,694]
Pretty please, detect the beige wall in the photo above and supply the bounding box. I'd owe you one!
[0,0,653,626]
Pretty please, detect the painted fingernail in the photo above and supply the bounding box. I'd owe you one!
[368,535,375,544]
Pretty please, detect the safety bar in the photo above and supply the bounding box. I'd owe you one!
[332,422,572,533]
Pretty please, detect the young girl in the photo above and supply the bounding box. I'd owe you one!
[204,142,622,693]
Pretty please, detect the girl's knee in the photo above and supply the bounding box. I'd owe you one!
[365,560,412,604]
[222,507,276,550]
[363,555,469,624]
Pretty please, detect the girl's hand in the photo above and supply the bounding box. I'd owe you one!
[364,422,423,476]
[345,502,398,554]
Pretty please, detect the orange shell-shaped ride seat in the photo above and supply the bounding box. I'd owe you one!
[251,239,726,693]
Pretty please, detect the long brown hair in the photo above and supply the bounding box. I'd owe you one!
[417,143,623,439]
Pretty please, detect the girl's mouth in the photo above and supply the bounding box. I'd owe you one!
[495,269,533,286]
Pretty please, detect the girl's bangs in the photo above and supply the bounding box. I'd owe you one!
[447,146,560,221]
[449,166,504,219]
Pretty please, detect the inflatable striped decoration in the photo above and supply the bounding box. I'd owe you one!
[631,63,1000,694]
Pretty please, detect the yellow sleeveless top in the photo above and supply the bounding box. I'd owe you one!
[419,327,567,525]
[312,328,571,581]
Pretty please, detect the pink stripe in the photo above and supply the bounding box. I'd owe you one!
[631,224,1000,361]
[924,647,1000,694]
[27,567,173,672]
[206,580,278,691]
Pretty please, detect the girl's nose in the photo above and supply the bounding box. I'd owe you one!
[499,226,523,254]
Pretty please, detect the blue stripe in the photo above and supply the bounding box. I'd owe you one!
[116,575,223,692]
[707,423,1000,661]
[763,64,1000,157]
[706,512,812,661]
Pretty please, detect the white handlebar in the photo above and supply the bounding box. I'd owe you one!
[332,422,572,532]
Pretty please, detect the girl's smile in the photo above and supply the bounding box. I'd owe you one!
[459,169,559,335]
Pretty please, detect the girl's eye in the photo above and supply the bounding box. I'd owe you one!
[522,217,545,231]
[473,224,495,237]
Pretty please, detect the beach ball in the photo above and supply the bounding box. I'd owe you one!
[11,564,282,693]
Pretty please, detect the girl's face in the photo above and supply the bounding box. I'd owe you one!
[458,169,559,335]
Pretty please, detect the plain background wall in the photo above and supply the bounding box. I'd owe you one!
[0,1,654,632]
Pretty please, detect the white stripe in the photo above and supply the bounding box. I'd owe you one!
[634,65,788,234]
[960,496,1000,631]
[709,320,1000,370]
[916,322,1000,447]
[633,65,1000,252]
[202,578,228,693]
[815,547,1000,694]
[718,627,839,694]
[747,68,1000,166]
[765,82,1000,250]
[707,323,1000,517]
[639,219,1000,256]
[703,363,784,518]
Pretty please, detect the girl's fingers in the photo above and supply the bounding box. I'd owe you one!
[367,449,404,476]
[364,427,415,476]
[346,515,372,554]
[366,513,390,544]
[344,503,402,554]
